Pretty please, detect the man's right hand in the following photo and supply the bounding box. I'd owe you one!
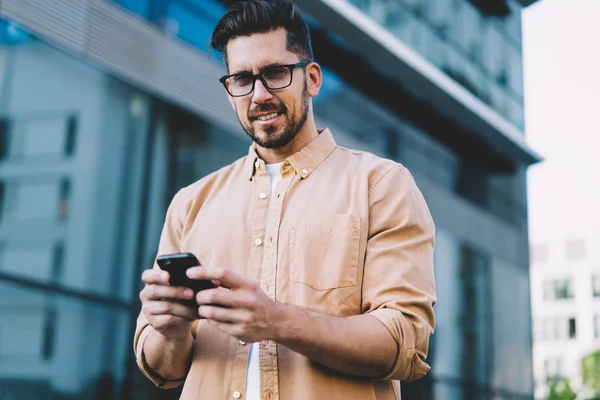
[139,269,199,339]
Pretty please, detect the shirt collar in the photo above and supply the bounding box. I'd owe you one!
[245,128,337,181]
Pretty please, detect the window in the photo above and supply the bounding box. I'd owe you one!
[592,275,600,298]
[536,318,552,341]
[594,315,600,338]
[543,279,574,301]
[0,178,71,223]
[552,318,562,340]
[505,42,523,99]
[0,241,57,281]
[556,280,574,299]
[569,318,577,339]
[459,245,492,385]
[544,358,562,378]
[565,239,586,261]
[0,114,77,161]
[539,317,578,341]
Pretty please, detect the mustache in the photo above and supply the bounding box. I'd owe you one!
[248,104,285,119]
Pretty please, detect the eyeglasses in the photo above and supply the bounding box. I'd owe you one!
[219,60,311,97]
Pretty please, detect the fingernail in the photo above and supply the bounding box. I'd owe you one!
[161,272,169,281]
[184,289,194,298]
[186,268,195,278]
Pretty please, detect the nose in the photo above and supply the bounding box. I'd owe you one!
[251,79,274,104]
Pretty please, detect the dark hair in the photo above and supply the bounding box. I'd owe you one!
[210,0,314,68]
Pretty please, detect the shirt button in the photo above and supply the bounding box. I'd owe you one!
[239,340,246,345]
[301,169,308,175]
[255,238,263,246]
[232,391,241,399]
[255,161,261,169]
[259,192,267,199]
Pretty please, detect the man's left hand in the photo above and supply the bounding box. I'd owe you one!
[186,266,281,343]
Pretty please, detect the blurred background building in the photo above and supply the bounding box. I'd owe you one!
[530,229,600,397]
[524,1,600,398]
[0,0,541,399]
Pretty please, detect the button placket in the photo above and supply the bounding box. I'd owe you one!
[230,168,270,400]
[258,174,294,400]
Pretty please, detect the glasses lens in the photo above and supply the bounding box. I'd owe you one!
[228,74,254,96]
[262,66,291,90]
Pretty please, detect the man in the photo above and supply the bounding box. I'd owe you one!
[134,1,436,399]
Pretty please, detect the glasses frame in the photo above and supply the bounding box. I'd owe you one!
[219,60,311,97]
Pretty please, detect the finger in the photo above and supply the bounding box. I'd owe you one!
[196,287,255,309]
[141,284,195,302]
[144,300,199,320]
[198,305,251,324]
[186,266,252,290]
[207,320,246,339]
[142,269,170,285]
[150,314,196,331]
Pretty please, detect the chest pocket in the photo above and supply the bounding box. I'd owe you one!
[289,214,361,291]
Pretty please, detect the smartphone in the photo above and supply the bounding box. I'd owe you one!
[156,252,216,307]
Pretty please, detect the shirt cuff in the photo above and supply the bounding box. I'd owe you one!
[369,308,431,381]
[134,324,187,389]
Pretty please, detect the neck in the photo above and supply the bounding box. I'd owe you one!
[255,117,319,164]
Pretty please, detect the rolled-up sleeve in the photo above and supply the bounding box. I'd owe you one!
[362,165,436,382]
[133,188,196,388]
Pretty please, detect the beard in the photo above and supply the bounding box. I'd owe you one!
[237,83,309,149]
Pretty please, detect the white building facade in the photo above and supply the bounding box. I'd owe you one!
[531,228,600,398]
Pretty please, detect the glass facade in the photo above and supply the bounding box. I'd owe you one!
[0,0,534,398]
[111,0,227,55]
[0,26,249,399]
[402,230,533,400]
[345,0,526,130]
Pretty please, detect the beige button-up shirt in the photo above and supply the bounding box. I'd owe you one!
[134,129,436,400]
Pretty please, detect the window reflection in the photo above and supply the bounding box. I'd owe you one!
[0,281,130,399]
[0,19,33,45]
[161,1,225,53]
[346,0,525,131]
[419,230,534,398]
[110,0,226,58]
[110,0,151,18]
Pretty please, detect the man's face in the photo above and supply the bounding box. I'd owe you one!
[225,28,310,149]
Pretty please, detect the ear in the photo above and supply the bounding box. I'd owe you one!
[306,62,323,98]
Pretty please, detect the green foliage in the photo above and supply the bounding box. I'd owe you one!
[582,350,600,397]
[544,377,576,400]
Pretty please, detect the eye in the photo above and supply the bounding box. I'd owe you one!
[262,66,288,81]
[230,73,253,86]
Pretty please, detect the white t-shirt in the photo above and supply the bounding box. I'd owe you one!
[246,162,283,400]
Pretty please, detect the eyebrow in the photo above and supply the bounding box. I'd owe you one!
[230,62,289,76]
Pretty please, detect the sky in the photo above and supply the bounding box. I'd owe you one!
[523,0,600,241]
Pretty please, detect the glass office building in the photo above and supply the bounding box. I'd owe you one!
[0,0,540,399]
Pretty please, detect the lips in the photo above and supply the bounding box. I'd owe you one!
[256,112,279,122]
[250,106,284,121]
